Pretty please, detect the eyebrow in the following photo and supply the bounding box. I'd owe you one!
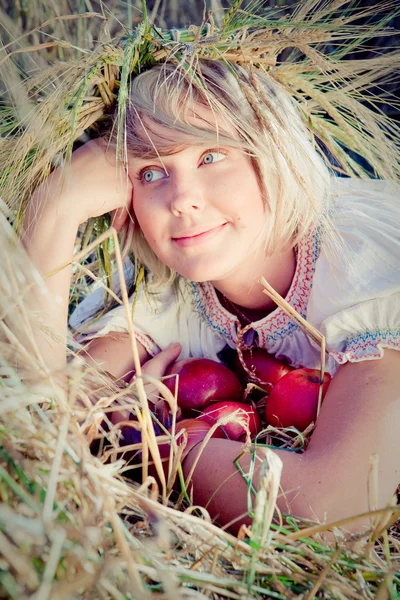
[130,142,229,165]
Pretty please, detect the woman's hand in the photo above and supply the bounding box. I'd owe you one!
[32,139,133,228]
[111,343,182,425]
[141,342,182,405]
[141,343,182,383]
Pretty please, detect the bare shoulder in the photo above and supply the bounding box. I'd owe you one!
[80,332,150,381]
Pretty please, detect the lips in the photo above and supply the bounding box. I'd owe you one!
[172,223,227,247]
[172,223,226,240]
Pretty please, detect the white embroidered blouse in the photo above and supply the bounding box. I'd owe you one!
[69,177,400,376]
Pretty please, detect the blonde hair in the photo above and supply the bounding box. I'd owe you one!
[113,59,331,287]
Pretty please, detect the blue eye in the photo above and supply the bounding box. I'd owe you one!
[201,151,226,165]
[141,169,165,183]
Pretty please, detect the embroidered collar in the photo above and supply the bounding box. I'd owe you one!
[188,223,323,346]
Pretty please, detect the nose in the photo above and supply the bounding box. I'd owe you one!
[169,174,205,216]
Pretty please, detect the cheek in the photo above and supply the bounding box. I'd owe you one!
[230,212,247,229]
[131,215,158,255]
[229,166,265,209]
[131,196,157,238]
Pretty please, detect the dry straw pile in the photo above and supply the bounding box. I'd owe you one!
[0,1,400,597]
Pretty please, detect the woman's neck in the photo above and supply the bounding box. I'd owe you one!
[212,246,297,320]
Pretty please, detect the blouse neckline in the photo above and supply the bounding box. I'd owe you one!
[188,222,324,346]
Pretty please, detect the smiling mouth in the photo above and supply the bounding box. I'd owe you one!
[172,223,227,247]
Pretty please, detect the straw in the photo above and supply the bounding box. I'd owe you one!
[0,1,399,597]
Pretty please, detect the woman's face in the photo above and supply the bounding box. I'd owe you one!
[128,106,267,283]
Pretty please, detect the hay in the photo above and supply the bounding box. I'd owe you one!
[0,205,399,598]
[0,0,400,597]
[2,0,400,223]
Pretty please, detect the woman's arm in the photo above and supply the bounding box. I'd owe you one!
[23,197,80,373]
[80,333,150,382]
[183,349,400,535]
[22,140,132,374]
[81,337,182,424]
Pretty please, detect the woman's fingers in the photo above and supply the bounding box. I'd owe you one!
[111,206,131,232]
[111,344,181,426]
[134,343,182,405]
[141,343,182,380]
[111,176,134,231]
[53,140,134,224]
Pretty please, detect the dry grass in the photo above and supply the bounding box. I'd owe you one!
[0,0,399,597]
[0,208,399,598]
[1,0,400,222]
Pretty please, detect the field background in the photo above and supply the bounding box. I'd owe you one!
[1,0,399,144]
[0,1,399,599]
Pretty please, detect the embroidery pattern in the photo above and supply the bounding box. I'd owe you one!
[190,223,323,348]
[331,328,400,363]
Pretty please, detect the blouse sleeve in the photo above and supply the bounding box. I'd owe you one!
[69,264,229,360]
[69,260,160,356]
[307,178,400,368]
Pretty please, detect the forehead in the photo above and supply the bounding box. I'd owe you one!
[141,101,238,144]
[186,102,238,136]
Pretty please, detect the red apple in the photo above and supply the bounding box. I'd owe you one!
[265,368,331,431]
[164,358,243,416]
[233,348,293,391]
[200,401,262,441]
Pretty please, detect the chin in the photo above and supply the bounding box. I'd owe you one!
[174,262,234,283]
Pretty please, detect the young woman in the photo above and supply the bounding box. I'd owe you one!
[22,57,400,537]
